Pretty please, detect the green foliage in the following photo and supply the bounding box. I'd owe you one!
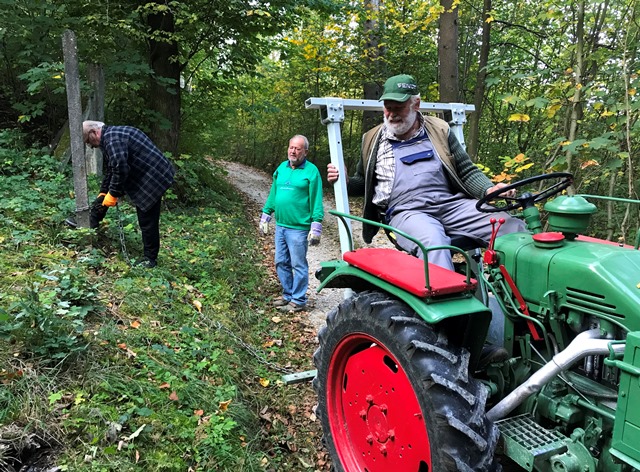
[0,133,319,471]
[170,154,236,208]
[15,62,66,123]
[1,264,100,363]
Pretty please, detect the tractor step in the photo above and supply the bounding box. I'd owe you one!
[281,369,317,384]
[495,414,568,471]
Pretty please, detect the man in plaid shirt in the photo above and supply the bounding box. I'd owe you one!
[83,121,175,268]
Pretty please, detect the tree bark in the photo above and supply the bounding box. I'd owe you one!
[147,5,181,154]
[438,0,459,122]
[467,0,492,160]
[85,63,105,175]
[362,0,384,133]
[564,0,585,196]
[62,30,90,228]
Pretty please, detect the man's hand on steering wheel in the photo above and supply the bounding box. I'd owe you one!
[486,183,517,199]
[476,172,573,213]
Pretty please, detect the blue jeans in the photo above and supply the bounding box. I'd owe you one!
[274,226,309,306]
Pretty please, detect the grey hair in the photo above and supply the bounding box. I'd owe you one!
[82,120,105,142]
[291,134,309,150]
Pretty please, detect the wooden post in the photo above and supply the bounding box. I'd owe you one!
[62,30,90,228]
[85,64,105,176]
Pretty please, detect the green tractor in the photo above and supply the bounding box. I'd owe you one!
[306,98,640,471]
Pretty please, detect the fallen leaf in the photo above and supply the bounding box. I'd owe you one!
[271,316,282,323]
[125,424,146,441]
[117,343,127,349]
[194,409,204,416]
[193,300,202,312]
[158,382,170,389]
[130,320,141,329]
[259,378,270,388]
[169,391,179,401]
[219,400,231,411]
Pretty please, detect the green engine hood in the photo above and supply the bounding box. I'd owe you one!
[495,233,640,331]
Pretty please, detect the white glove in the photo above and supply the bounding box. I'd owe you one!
[259,213,271,235]
[308,222,322,246]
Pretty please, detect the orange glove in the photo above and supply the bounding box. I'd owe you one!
[102,193,118,207]
[98,192,107,198]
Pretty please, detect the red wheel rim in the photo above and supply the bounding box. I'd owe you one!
[326,332,431,470]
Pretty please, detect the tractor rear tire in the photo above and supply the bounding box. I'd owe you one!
[313,290,500,472]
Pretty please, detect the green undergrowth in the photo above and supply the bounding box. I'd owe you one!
[0,131,323,471]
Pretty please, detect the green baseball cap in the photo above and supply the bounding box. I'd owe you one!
[379,74,419,102]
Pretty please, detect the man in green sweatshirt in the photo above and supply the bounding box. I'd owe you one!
[260,135,324,312]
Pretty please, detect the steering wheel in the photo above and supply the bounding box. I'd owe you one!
[475,172,573,213]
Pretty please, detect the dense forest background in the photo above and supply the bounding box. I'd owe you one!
[2,0,639,237]
[0,1,639,470]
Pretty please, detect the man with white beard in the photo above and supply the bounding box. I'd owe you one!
[327,74,525,270]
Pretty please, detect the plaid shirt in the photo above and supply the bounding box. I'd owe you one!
[372,115,427,207]
[99,126,175,211]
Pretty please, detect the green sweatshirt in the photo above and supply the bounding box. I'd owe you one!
[262,160,324,230]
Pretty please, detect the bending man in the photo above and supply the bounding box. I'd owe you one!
[83,121,175,268]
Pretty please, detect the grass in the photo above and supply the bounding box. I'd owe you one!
[0,135,326,471]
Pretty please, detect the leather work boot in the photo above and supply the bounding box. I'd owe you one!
[476,345,509,371]
[278,302,306,313]
[272,297,290,307]
[135,258,157,269]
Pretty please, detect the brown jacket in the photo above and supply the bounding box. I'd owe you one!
[349,115,493,243]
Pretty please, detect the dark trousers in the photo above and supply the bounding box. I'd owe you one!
[136,199,163,261]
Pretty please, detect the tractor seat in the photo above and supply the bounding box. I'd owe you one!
[343,248,477,298]
[384,227,484,255]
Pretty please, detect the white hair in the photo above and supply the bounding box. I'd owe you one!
[291,134,309,150]
[82,120,105,142]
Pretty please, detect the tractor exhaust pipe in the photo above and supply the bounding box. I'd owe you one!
[487,329,625,422]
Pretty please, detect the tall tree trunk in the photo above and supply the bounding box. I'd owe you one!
[85,63,104,175]
[467,0,491,160]
[362,0,384,132]
[438,0,459,122]
[147,5,180,154]
[620,7,638,238]
[62,30,90,228]
[564,0,585,196]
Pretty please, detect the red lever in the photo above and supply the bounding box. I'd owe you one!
[499,265,542,341]
[483,217,506,265]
